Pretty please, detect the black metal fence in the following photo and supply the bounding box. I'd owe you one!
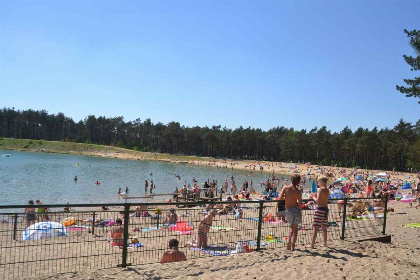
[0,198,387,279]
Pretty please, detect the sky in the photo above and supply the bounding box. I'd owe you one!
[0,0,419,132]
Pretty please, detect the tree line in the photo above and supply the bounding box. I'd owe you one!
[0,107,419,171]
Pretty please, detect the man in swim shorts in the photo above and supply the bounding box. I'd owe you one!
[279,174,302,251]
[307,175,330,249]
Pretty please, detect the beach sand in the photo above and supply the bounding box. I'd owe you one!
[2,199,419,280]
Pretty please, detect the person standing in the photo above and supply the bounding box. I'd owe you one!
[172,187,179,202]
[24,200,36,227]
[150,180,154,195]
[279,174,302,251]
[307,175,330,249]
[35,199,49,222]
[144,180,148,193]
[110,218,124,247]
[197,210,217,248]
[181,185,188,201]
[223,180,228,193]
[231,179,237,195]
[365,180,373,197]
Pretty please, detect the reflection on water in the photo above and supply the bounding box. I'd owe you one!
[0,150,308,205]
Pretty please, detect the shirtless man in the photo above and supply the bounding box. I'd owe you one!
[144,180,148,193]
[307,175,330,249]
[110,218,124,247]
[279,174,302,251]
[197,209,217,248]
[160,239,186,263]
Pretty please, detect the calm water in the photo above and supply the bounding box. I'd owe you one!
[0,150,300,205]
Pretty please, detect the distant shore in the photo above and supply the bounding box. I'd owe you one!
[0,138,417,181]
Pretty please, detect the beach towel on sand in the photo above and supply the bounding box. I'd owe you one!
[211,226,238,231]
[405,223,420,228]
[190,245,231,256]
[237,240,268,246]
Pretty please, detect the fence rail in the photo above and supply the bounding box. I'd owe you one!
[0,198,387,279]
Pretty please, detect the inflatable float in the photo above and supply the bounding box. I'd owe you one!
[62,217,76,227]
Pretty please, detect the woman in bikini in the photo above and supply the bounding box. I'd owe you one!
[197,210,217,248]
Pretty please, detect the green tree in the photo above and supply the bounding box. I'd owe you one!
[396,29,420,103]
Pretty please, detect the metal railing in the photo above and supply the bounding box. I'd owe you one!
[0,197,387,279]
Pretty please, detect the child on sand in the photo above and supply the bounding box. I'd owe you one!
[160,239,186,263]
[307,175,330,249]
[279,174,302,251]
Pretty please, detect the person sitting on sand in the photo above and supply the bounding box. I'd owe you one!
[166,209,178,224]
[110,218,124,247]
[197,209,217,248]
[279,174,302,251]
[161,239,186,263]
[307,175,330,249]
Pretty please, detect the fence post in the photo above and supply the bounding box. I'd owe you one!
[340,198,347,240]
[157,211,160,230]
[256,201,264,251]
[121,204,130,268]
[92,211,96,235]
[382,197,388,235]
[13,214,18,240]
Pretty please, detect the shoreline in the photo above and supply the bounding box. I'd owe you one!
[1,138,417,182]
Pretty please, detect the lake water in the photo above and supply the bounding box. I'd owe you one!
[0,150,305,206]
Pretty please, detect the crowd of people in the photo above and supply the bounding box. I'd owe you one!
[24,167,420,265]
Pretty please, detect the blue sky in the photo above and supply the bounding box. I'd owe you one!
[0,0,419,132]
